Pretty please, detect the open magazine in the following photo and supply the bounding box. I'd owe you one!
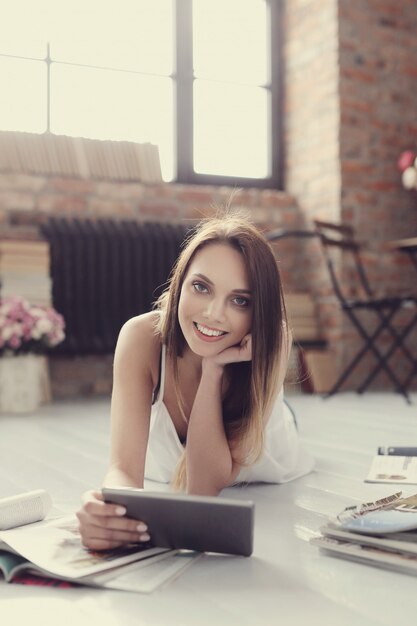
[0,491,201,592]
[311,491,417,577]
[0,515,201,591]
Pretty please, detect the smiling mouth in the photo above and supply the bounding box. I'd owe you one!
[193,322,227,338]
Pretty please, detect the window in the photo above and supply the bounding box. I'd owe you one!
[0,0,282,187]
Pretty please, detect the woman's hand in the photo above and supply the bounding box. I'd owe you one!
[203,333,252,370]
[76,489,150,551]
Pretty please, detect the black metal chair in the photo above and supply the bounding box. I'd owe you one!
[314,220,417,403]
[266,228,326,393]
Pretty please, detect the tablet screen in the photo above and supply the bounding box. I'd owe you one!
[102,488,254,556]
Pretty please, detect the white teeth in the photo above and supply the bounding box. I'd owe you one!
[196,323,225,337]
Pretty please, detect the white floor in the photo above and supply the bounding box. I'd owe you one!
[1,391,417,626]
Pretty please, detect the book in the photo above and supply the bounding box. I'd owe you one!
[311,491,417,578]
[365,455,417,484]
[0,490,201,592]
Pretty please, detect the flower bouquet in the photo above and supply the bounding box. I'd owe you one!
[398,150,417,191]
[0,296,65,356]
[0,297,65,413]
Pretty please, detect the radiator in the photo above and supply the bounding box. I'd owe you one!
[41,218,191,355]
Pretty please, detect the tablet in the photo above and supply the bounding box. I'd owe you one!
[102,487,255,556]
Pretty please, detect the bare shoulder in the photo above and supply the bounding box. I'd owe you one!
[114,312,161,383]
[119,311,160,344]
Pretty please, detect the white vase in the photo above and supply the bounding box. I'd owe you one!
[0,354,52,414]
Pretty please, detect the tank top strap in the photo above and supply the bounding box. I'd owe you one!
[160,344,167,397]
[151,344,167,405]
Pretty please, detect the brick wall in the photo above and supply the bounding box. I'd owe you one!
[284,0,341,221]
[284,0,417,391]
[339,0,417,241]
[0,174,301,226]
[284,0,344,357]
[338,0,417,389]
[0,173,306,397]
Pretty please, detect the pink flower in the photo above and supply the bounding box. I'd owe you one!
[0,296,65,354]
[398,150,417,173]
[9,335,22,350]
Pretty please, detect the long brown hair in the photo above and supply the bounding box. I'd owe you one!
[154,213,288,489]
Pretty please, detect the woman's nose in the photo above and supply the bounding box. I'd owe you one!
[204,297,226,322]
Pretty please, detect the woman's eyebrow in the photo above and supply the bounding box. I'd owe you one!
[192,273,251,295]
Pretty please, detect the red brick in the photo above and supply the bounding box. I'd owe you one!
[95,181,144,200]
[176,189,218,205]
[88,197,135,217]
[0,174,46,192]
[0,190,34,210]
[47,177,94,195]
[36,194,87,214]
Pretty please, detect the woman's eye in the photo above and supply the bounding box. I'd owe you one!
[193,282,209,294]
[233,296,250,308]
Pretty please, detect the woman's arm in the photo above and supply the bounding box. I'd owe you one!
[186,325,292,496]
[185,335,252,496]
[105,313,159,488]
[77,313,159,549]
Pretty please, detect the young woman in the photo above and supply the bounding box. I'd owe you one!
[77,214,313,550]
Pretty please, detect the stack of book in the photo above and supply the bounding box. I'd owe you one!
[283,292,328,393]
[0,240,51,306]
[0,130,162,183]
[285,293,322,345]
[312,488,417,577]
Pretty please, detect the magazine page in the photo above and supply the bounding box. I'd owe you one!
[91,550,203,593]
[0,514,169,580]
[334,492,417,535]
[339,509,417,535]
[335,491,403,524]
[365,455,417,484]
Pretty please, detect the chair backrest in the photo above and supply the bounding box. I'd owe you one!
[313,220,373,303]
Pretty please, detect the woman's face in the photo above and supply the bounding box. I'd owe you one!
[178,243,252,358]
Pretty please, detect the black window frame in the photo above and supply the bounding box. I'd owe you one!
[175,0,283,189]
[0,0,283,188]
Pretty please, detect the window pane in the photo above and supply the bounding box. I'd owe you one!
[50,64,174,180]
[0,57,46,133]
[50,0,174,75]
[0,0,48,58]
[193,0,269,85]
[194,80,269,178]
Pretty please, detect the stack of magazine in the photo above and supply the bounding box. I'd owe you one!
[311,491,417,576]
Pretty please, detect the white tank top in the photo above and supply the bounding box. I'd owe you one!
[144,345,314,485]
